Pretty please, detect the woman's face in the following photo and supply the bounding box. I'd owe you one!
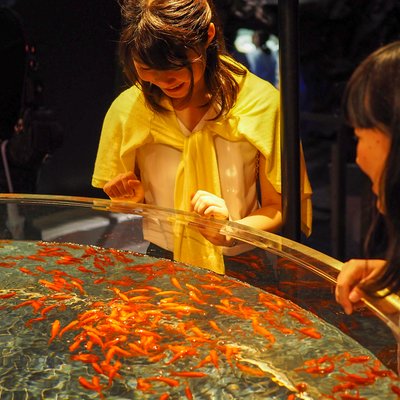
[354,127,391,210]
[134,52,206,101]
[133,24,215,103]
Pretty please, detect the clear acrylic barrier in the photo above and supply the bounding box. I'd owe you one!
[0,193,399,399]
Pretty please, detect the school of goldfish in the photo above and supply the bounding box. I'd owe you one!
[0,239,399,399]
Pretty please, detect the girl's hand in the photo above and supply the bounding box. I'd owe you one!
[103,172,144,203]
[335,259,386,315]
[191,190,229,220]
[190,190,236,246]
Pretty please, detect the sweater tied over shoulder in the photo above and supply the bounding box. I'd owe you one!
[92,66,312,274]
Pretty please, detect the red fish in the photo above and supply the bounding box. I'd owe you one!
[298,327,322,339]
[170,371,207,378]
[71,353,100,363]
[19,267,38,276]
[144,376,180,387]
[49,320,61,343]
[236,362,266,376]
[0,291,17,299]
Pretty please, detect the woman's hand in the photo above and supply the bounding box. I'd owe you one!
[335,258,386,315]
[103,172,144,203]
[191,190,229,220]
[190,190,235,246]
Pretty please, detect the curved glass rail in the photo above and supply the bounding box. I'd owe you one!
[0,193,398,399]
[1,193,399,333]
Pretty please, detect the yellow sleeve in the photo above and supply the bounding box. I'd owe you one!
[234,72,313,236]
[92,87,152,188]
[232,73,281,190]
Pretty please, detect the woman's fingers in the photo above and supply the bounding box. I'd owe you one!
[335,259,367,315]
[128,179,144,202]
[335,259,386,315]
[103,172,143,201]
[191,190,229,219]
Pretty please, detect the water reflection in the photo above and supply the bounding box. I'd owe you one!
[0,240,398,399]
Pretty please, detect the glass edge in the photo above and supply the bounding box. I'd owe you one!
[0,193,399,335]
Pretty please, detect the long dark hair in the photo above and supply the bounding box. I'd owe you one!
[118,0,246,118]
[343,40,400,295]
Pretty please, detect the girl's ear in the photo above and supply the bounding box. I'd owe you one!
[207,22,216,46]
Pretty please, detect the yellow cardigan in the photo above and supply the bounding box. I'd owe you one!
[92,69,312,273]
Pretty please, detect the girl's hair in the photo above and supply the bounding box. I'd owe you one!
[118,0,246,118]
[343,40,400,295]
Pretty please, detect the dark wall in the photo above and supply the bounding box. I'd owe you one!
[12,0,121,198]
[6,0,400,203]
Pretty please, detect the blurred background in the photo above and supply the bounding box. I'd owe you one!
[1,0,399,261]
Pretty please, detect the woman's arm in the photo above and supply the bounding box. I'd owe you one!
[191,156,282,229]
[237,154,282,232]
[191,155,283,245]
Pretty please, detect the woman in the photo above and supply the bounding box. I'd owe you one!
[335,41,400,314]
[92,0,312,273]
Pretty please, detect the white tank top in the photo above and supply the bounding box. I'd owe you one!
[136,113,259,256]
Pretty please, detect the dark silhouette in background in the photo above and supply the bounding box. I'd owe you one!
[2,0,121,198]
[246,29,278,87]
[0,6,62,194]
[0,6,25,140]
